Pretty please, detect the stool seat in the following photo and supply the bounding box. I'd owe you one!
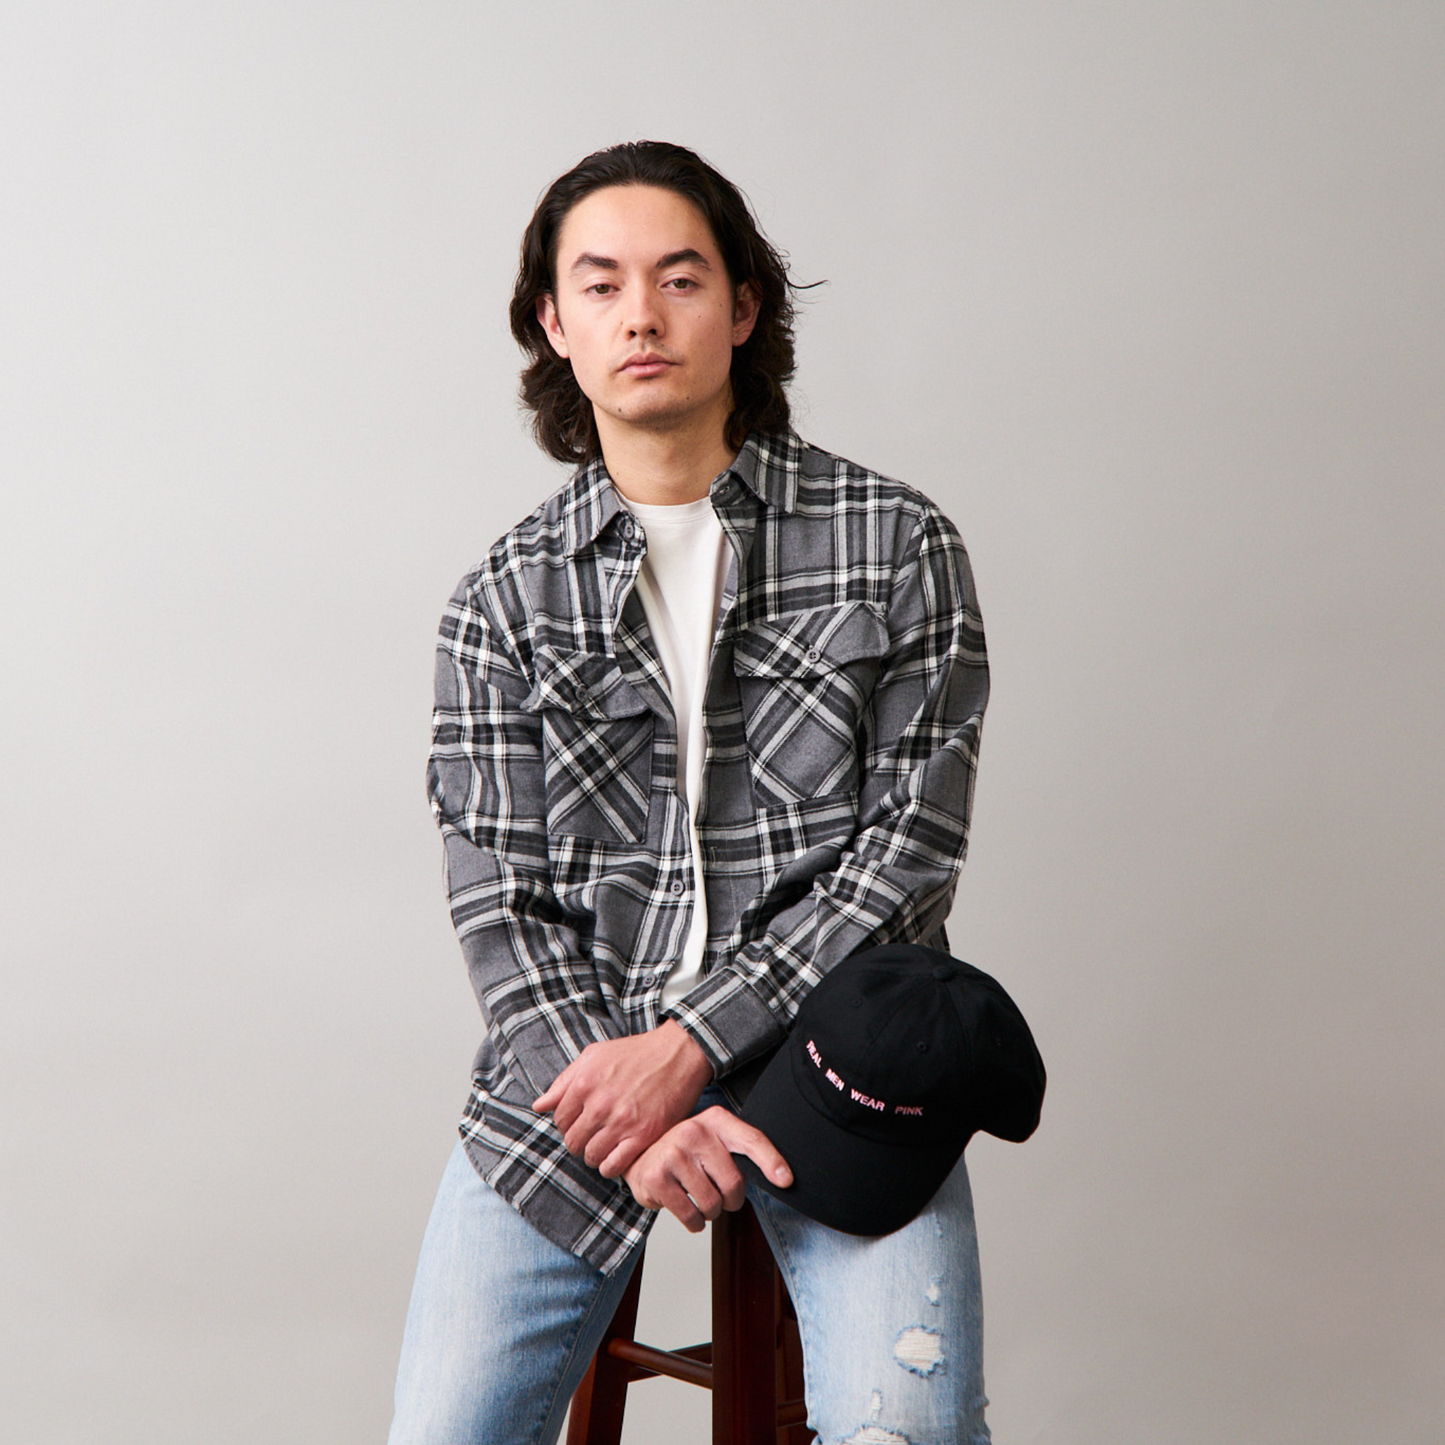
[567,1202,814,1444]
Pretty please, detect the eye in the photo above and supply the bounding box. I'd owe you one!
[664,276,698,291]
[585,282,616,296]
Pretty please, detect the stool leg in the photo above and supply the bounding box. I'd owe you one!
[712,1206,778,1445]
[566,1255,646,1445]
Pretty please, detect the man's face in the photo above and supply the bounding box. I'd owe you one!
[538,184,759,447]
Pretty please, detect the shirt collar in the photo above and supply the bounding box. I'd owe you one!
[728,429,802,514]
[559,453,623,558]
[560,429,804,557]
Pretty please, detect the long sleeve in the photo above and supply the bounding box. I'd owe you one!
[663,504,989,1078]
[428,577,621,1103]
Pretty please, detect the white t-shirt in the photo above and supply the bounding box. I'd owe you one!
[623,495,732,1010]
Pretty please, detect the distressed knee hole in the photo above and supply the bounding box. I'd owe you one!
[842,1389,906,1443]
[924,1276,942,1306]
[842,1427,909,1445]
[893,1324,945,1376]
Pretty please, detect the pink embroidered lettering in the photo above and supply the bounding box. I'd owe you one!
[849,1087,886,1111]
[824,1068,845,1091]
[805,1039,823,1068]
[894,1105,924,1116]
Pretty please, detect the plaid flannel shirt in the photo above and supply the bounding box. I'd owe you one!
[428,431,988,1273]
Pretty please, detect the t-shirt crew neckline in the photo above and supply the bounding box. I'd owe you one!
[621,494,717,524]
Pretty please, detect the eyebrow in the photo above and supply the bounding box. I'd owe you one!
[656,248,712,271]
[568,248,714,276]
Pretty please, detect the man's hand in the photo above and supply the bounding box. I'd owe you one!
[532,1020,714,1179]
[623,1106,793,1233]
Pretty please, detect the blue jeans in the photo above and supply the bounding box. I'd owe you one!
[389,1143,990,1445]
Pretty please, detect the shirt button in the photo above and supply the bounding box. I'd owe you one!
[670,879,685,895]
[805,647,821,663]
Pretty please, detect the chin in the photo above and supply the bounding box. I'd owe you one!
[611,398,697,429]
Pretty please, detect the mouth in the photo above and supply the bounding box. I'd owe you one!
[618,354,676,378]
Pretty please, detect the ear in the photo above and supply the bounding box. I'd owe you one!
[731,282,761,347]
[537,294,570,359]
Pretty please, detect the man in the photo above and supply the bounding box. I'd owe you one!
[391,141,991,1444]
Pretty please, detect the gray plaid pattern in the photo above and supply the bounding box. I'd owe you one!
[429,431,989,1272]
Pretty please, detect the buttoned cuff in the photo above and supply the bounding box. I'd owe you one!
[662,967,786,1079]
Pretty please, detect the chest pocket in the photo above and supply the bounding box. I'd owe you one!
[731,602,889,810]
[522,648,653,843]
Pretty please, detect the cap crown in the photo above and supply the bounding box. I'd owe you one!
[735,942,1046,1236]
[786,950,1005,1148]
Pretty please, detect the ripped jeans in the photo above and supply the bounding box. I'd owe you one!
[389,1141,990,1445]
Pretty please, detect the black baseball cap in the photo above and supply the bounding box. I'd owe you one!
[735,943,1045,1236]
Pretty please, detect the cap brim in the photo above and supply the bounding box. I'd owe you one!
[735,1060,967,1237]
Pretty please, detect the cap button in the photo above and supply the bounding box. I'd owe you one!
[931,963,956,981]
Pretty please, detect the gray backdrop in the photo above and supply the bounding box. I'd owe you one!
[3,3,1441,1441]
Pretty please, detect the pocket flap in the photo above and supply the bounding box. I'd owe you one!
[522,648,651,719]
[732,602,889,678]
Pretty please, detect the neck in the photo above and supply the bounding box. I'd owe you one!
[595,404,738,506]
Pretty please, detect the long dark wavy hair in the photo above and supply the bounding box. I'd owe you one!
[509,141,798,464]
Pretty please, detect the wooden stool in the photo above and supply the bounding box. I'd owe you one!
[566,1202,814,1444]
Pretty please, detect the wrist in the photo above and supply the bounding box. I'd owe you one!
[659,1018,714,1090]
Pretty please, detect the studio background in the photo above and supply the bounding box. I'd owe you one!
[3,4,1441,1441]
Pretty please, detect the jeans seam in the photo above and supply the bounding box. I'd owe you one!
[530,1246,644,1445]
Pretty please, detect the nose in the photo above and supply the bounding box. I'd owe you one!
[623,286,664,339]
